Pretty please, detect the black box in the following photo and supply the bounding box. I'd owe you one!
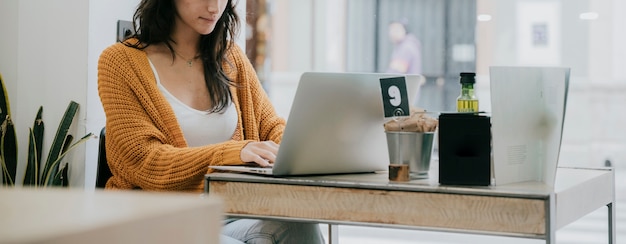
[438,113,491,186]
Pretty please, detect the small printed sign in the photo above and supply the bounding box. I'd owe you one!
[379,76,410,118]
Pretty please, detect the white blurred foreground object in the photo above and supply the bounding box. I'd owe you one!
[0,188,223,244]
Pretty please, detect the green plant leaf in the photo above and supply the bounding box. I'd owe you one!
[1,118,9,185]
[1,159,12,186]
[24,107,44,186]
[42,132,92,186]
[24,129,38,186]
[40,101,79,185]
[33,106,44,171]
[48,134,73,185]
[1,116,17,186]
[61,134,73,155]
[51,162,67,187]
[61,162,69,187]
[0,73,15,186]
[0,73,11,126]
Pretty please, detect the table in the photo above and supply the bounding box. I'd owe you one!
[204,167,615,243]
[0,188,223,244]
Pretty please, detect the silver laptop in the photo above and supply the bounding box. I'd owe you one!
[210,72,423,176]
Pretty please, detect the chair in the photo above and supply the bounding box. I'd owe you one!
[96,127,113,188]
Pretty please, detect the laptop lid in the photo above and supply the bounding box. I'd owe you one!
[270,72,423,176]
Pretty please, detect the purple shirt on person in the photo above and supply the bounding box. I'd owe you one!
[387,34,422,74]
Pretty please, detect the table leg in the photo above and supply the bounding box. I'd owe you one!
[328,224,339,244]
[546,193,555,244]
[608,202,616,244]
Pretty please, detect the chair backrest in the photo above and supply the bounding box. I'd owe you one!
[96,127,113,188]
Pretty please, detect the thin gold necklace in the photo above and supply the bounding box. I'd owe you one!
[173,50,200,67]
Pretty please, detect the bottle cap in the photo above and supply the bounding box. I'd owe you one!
[460,72,476,84]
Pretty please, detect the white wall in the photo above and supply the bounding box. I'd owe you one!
[0,1,19,99]
[0,0,140,188]
[0,0,90,187]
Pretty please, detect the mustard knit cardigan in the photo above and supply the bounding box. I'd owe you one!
[97,40,285,192]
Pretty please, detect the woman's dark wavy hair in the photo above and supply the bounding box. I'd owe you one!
[127,0,240,113]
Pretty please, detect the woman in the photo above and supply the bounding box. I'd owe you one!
[97,0,324,243]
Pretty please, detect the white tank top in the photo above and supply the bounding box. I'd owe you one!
[148,60,237,147]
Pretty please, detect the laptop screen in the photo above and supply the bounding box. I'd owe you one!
[271,72,423,176]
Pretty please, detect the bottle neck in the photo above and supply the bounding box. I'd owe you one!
[461,83,475,97]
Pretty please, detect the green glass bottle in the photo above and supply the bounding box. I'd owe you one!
[456,72,479,113]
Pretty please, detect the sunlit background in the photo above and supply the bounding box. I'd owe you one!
[243,0,624,243]
[245,0,625,175]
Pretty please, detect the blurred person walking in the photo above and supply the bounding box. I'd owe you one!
[387,20,422,74]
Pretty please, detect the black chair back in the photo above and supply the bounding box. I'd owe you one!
[96,127,113,188]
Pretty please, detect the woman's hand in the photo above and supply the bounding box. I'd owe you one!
[240,141,279,167]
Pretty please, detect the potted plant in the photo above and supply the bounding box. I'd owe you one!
[0,73,93,187]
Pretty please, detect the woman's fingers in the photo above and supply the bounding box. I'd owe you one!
[241,141,279,167]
